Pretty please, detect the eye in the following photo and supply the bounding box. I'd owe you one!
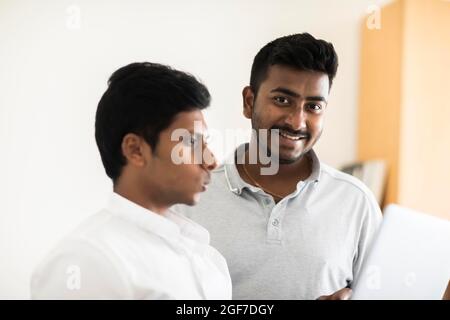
[307,103,323,112]
[273,96,290,106]
[189,135,199,146]
[180,134,199,147]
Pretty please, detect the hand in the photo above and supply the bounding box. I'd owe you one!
[317,287,352,300]
[443,281,450,300]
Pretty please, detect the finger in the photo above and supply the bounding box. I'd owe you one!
[333,288,352,300]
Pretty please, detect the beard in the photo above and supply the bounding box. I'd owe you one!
[251,124,322,165]
[250,107,323,164]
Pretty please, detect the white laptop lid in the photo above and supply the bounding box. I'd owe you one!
[352,204,450,300]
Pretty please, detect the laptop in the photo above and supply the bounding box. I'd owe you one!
[352,204,450,300]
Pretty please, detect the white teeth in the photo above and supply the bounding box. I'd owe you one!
[279,131,301,141]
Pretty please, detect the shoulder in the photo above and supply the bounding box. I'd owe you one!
[38,211,126,261]
[319,163,382,223]
[320,163,376,200]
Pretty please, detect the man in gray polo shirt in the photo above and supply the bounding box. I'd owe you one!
[172,33,382,300]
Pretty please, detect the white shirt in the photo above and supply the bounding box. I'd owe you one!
[31,192,232,299]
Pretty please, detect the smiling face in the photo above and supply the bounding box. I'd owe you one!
[243,65,330,164]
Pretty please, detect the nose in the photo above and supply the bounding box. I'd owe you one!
[202,146,218,171]
[285,106,307,130]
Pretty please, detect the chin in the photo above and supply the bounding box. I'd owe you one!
[183,194,200,206]
[278,150,307,164]
[270,144,303,161]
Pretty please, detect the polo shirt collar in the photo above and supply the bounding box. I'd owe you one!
[224,143,322,195]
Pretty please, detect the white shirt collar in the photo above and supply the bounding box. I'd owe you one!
[107,192,209,244]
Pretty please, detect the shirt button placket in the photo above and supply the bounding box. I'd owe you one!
[267,204,282,241]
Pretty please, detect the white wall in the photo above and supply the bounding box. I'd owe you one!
[0,0,391,299]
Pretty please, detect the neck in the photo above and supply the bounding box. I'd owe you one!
[113,179,169,215]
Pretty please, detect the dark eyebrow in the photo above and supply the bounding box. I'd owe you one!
[270,87,327,102]
[270,87,300,98]
[306,96,327,102]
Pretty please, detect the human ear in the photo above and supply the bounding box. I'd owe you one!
[242,86,255,119]
[121,133,148,167]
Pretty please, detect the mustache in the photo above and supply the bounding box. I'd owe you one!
[270,125,310,138]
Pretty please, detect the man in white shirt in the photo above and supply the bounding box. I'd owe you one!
[31,62,232,299]
[172,33,382,300]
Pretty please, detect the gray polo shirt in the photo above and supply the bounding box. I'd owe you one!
[172,144,382,299]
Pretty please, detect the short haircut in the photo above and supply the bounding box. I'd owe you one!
[250,33,338,95]
[95,62,210,182]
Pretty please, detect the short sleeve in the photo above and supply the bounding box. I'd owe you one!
[352,192,383,282]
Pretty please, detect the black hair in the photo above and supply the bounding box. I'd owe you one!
[250,33,338,95]
[95,62,210,182]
